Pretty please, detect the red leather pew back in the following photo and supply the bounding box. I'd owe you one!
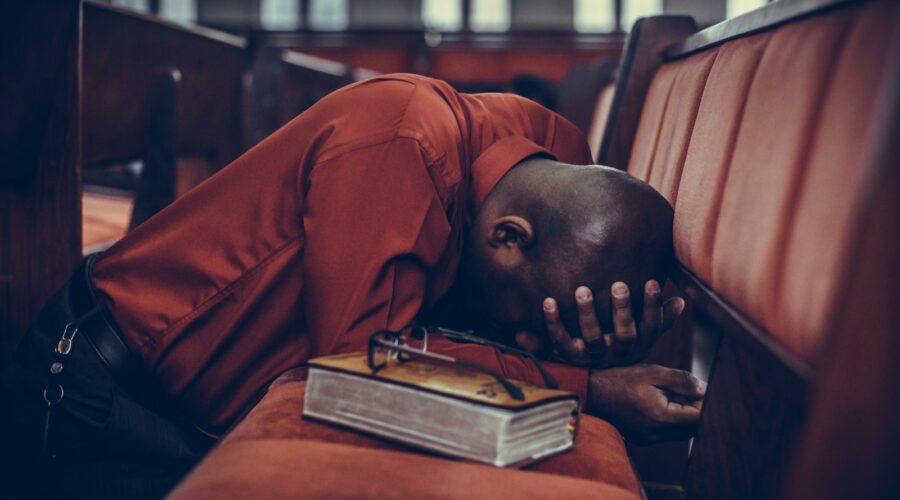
[628,0,898,363]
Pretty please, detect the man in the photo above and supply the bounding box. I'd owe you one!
[1,74,703,498]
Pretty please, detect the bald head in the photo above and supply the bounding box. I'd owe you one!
[460,157,674,341]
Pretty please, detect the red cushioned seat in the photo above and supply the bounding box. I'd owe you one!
[168,368,641,499]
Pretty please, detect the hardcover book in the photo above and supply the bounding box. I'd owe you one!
[302,352,580,467]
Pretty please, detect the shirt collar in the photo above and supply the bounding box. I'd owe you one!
[469,136,556,216]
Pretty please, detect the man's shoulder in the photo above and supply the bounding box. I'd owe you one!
[338,73,449,100]
[319,74,459,134]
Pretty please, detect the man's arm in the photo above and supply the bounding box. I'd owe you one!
[301,137,452,356]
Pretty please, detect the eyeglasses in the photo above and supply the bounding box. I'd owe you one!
[366,324,559,401]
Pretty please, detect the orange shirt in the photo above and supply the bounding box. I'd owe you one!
[92,74,593,434]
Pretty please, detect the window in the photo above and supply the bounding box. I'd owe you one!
[111,0,150,12]
[159,0,197,24]
[621,0,663,32]
[574,0,615,33]
[310,0,350,30]
[422,0,463,31]
[261,0,301,30]
[470,0,510,32]
[727,0,767,18]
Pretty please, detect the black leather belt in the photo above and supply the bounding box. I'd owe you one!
[68,254,166,406]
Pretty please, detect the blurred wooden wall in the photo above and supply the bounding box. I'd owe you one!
[263,30,625,88]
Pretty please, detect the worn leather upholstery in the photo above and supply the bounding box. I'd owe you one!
[168,368,640,499]
[587,82,616,160]
[627,0,898,362]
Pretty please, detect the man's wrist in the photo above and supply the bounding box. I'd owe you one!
[542,362,590,404]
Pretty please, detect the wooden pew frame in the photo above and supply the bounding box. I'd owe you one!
[596,16,698,170]
[243,35,362,146]
[83,0,248,168]
[0,0,82,361]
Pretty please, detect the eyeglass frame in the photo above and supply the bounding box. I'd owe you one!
[366,324,559,401]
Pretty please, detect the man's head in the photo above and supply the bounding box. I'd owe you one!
[460,157,674,343]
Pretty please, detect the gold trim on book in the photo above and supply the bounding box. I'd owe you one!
[308,353,579,410]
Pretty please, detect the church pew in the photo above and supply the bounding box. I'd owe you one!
[243,38,375,147]
[555,59,618,137]
[80,0,249,247]
[83,0,248,169]
[0,0,82,361]
[597,16,698,171]
[620,0,899,497]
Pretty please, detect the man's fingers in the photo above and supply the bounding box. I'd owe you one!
[544,297,588,363]
[654,366,707,399]
[544,298,575,349]
[662,297,686,331]
[661,398,703,424]
[575,286,603,346]
[609,282,637,359]
[640,280,663,335]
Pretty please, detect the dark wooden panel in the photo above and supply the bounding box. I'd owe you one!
[82,0,248,168]
[556,60,618,134]
[671,266,811,499]
[665,0,859,60]
[130,70,179,229]
[685,328,808,500]
[279,52,354,128]
[243,47,355,146]
[0,0,82,360]
[597,16,697,170]
[242,42,284,148]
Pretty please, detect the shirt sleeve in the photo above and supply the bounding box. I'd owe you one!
[301,137,452,356]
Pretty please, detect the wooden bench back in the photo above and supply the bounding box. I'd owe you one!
[0,0,81,359]
[243,37,371,147]
[83,0,248,169]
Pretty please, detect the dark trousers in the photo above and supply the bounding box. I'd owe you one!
[0,277,211,500]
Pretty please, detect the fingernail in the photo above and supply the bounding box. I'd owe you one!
[697,380,708,393]
[647,281,660,294]
[612,284,628,298]
[543,298,555,312]
[577,291,591,302]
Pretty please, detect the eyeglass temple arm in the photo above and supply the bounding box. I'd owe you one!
[429,326,559,389]
[453,358,525,401]
[368,336,525,401]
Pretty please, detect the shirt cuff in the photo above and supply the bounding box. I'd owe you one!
[470,136,556,214]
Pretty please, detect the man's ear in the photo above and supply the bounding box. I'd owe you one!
[488,216,535,249]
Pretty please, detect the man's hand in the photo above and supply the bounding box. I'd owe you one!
[587,364,705,444]
[516,280,685,368]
